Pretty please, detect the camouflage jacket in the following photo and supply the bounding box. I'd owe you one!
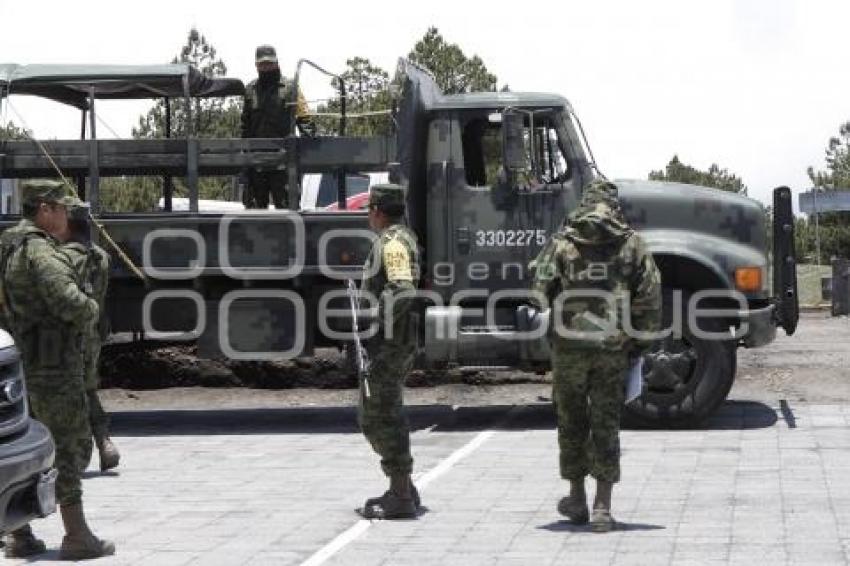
[532,206,661,352]
[0,220,98,379]
[361,223,420,346]
[241,77,315,138]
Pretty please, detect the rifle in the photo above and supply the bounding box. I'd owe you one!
[347,278,371,397]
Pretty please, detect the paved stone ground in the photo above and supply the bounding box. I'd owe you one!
[7,399,850,565]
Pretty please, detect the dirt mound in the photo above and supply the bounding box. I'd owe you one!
[99,344,550,390]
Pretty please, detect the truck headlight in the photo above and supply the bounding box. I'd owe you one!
[735,267,763,293]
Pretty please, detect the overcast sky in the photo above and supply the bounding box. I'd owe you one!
[0,0,846,209]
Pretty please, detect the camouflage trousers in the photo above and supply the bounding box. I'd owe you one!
[28,375,92,506]
[244,170,288,209]
[358,341,416,477]
[86,391,109,441]
[552,344,628,483]
[85,343,109,440]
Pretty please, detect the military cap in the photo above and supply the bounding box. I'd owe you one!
[255,45,278,64]
[368,184,406,212]
[20,179,83,207]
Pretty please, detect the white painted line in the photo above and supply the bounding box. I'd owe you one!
[300,426,501,566]
[415,430,495,490]
[300,520,371,566]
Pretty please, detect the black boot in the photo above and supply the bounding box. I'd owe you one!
[359,474,417,519]
[557,478,589,524]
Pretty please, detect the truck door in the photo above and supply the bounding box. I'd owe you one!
[430,110,580,297]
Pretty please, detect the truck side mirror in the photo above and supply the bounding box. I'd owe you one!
[502,111,527,175]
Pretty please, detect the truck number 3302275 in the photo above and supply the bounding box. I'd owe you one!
[474,229,547,248]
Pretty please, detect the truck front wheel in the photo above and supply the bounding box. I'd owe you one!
[623,288,736,428]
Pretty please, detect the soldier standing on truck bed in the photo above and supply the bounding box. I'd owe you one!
[240,44,316,209]
[0,180,114,560]
[532,180,661,532]
[61,204,120,473]
[357,184,423,519]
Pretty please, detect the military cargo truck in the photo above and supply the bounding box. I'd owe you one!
[0,60,798,426]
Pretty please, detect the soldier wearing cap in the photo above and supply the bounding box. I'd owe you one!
[0,180,114,559]
[61,203,120,473]
[357,184,422,519]
[241,44,316,209]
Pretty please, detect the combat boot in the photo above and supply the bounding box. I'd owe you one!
[557,478,589,524]
[58,503,115,560]
[359,474,417,520]
[590,480,616,533]
[95,436,120,471]
[3,523,46,558]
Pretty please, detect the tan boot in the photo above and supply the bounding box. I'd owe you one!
[591,480,616,533]
[3,524,46,558]
[58,503,115,560]
[96,436,120,472]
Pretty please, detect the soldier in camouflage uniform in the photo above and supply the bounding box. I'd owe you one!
[61,204,120,472]
[532,180,661,532]
[0,180,115,560]
[240,44,316,209]
[357,184,422,519]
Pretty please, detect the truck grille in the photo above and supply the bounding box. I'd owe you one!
[0,348,27,438]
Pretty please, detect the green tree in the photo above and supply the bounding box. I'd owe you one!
[408,27,497,94]
[102,28,241,212]
[0,120,30,141]
[316,57,393,137]
[649,155,748,195]
[132,27,240,140]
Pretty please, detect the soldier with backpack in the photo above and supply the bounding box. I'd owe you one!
[532,179,661,532]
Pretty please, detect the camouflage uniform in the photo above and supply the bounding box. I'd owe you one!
[533,180,661,484]
[241,44,315,209]
[359,185,420,478]
[60,241,111,444]
[0,186,98,507]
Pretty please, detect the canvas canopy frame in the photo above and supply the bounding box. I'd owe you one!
[0,63,245,212]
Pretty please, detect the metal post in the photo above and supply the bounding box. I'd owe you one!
[183,74,198,213]
[87,87,100,214]
[336,82,347,209]
[814,188,821,266]
[163,97,173,212]
[339,80,347,137]
[77,109,87,199]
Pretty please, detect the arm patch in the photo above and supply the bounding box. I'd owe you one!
[383,238,413,282]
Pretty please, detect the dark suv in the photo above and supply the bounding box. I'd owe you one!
[0,329,56,535]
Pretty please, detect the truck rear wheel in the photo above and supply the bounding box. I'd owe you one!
[624,289,736,428]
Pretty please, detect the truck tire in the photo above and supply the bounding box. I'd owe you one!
[624,288,736,428]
